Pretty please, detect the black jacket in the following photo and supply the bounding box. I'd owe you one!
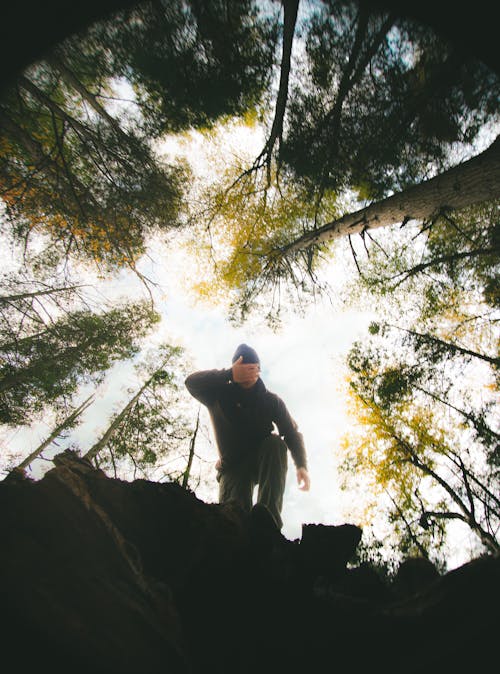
[185,368,307,470]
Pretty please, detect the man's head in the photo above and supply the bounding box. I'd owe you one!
[231,344,260,366]
[231,344,260,389]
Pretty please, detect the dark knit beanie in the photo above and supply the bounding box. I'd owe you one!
[231,343,260,365]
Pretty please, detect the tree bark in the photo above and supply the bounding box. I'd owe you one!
[257,0,299,168]
[181,409,199,489]
[82,361,170,461]
[278,134,500,255]
[0,285,84,304]
[13,394,94,471]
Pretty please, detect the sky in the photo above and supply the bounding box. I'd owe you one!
[1,204,483,564]
[142,117,381,539]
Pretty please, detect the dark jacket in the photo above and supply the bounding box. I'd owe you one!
[185,368,307,471]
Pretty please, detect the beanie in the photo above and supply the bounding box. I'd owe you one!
[231,343,260,365]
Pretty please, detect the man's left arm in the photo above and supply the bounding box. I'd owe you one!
[274,397,311,491]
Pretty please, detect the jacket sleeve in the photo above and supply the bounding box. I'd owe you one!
[184,369,232,406]
[274,396,308,470]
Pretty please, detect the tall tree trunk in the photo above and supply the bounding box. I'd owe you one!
[181,409,200,489]
[278,134,500,255]
[83,380,152,461]
[257,0,299,170]
[0,285,84,304]
[13,393,94,471]
[82,361,170,461]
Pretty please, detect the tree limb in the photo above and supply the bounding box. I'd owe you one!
[277,134,500,255]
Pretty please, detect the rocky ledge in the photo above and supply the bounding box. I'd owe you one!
[1,450,498,673]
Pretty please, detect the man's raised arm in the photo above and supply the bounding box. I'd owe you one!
[184,368,232,406]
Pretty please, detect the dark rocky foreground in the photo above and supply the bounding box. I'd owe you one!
[1,450,498,674]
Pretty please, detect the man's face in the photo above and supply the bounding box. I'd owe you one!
[232,356,260,389]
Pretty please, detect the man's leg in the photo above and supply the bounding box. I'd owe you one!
[256,435,288,529]
[218,466,254,514]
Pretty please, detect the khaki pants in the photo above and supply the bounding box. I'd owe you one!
[217,435,288,529]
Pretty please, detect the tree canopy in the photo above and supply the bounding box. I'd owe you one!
[339,201,499,562]
[1,0,498,563]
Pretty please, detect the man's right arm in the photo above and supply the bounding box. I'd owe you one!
[184,369,232,406]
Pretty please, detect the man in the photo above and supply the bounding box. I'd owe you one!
[185,343,310,529]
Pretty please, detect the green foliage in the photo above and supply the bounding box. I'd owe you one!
[88,344,195,480]
[281,0,500,200]
[0,300,160,425]
[0,0,498,557]
[185,142,339,323]
[0,0,279,272]
[103,0,279,136]
[341,202,500,560]
[0,55,185,268]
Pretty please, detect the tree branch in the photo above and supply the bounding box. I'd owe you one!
[276,135,500,255]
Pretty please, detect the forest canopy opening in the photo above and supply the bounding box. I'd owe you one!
[1,0,498,569]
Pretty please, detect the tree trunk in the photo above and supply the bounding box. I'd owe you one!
[47,54,129,142]
[82,361,170,461]
[181,409,199,489]
[13,393,94,471]
[278,134,500,255]
[0,285,84,304]
[255,0,298,172]
[83,380,151,461]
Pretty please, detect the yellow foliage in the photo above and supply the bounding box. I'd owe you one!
[186,157,339,304]
[340,374,451,523]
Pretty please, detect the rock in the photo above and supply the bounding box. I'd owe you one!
[298,522,363,580]
[1,451,498,674]
[392,556,440,598]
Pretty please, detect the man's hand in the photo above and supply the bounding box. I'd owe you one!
[232,356,260,389]
[296,467,310,491]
